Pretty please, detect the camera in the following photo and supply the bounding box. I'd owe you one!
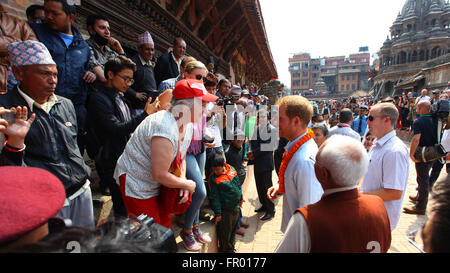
[216,97,233,106]
[123,214,177,253]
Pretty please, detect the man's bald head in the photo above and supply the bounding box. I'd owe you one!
[421,89,428,96]
[417,100,431,113]
[316,135,369,188]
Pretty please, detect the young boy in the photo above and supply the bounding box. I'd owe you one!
[225,129,249,235]
[208,152,243,253]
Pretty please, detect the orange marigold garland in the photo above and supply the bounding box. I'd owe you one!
[278,129,314,194]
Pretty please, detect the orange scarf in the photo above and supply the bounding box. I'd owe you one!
[278,129,314,194]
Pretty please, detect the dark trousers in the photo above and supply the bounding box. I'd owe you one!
[430,159,445,189]
[401,108,410,129]
[254,170,275,213]
[96,160,128,218]
[415,161,434,210]
[217,208,239,253]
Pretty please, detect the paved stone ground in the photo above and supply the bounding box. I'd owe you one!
[172,138,449,253]
[92,132,448,253]
[234,161,447,253]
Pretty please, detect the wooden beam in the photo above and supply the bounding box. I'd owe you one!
[176,0,191,19]
[217,16,246,56]
[193,0,217,35]
[202,0,239,43]
[220,26,250,58]
[222,32,250,60]
[216,15,246,55]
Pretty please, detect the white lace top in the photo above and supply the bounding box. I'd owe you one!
[114,110,193,199]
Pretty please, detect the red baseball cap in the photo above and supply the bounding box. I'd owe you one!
[173,79,218,102]
[0,167,65,245]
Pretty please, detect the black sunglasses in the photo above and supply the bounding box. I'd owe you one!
[368,115,386,121]
[195,74,207,82]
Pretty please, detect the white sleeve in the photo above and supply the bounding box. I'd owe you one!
[292,159,322,208]
[275,212,310,253]
[382,148,409,191]
[442,130,450,152]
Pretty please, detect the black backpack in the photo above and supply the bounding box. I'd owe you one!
[431,99,449,121]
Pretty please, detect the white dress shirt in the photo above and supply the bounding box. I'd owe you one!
[361,130,409,230]
[280,131,324,232]
[328,123,361,141]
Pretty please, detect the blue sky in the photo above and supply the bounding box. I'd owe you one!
[259,0,407,87]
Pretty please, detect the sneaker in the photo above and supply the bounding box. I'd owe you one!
[180,232,201,251]
[193,226,211,244]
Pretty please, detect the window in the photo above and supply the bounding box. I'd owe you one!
[302,80,309,86]
[352,84,356,91]
[346,84,350,91]
[347,75,350,81]
[292,80,300,86]
[352,74,356,80]
[341,75,345,81]
[292,72,301,78]
[312,73,317,78]
[341,85,344,91]
[302,71,308,77]
[289,63,300,71]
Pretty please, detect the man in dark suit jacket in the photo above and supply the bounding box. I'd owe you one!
[154,37,186,87]
[248,109,278,221]
[125,31,158,111]
[86,56,155,217]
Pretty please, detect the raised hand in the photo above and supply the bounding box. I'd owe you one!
[1,106,36,148]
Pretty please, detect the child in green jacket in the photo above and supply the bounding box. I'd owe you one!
[208,151,243,253]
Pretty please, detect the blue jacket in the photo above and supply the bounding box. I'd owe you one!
[351,115,368,136]
[30,23,91,129]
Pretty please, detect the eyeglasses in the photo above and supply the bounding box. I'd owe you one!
[117,74,135,85]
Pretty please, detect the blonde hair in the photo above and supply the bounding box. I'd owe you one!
[276,95,313,126]
[184,61,207,74]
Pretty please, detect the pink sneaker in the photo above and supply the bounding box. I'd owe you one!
[193,226,211,244]
[180,231,201,251]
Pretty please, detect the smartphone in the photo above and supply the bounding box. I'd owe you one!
[0,110,15,124]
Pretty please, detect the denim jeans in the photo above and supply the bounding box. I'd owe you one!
[184,151,207,230]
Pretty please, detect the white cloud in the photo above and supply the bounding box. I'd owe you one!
[259,0,407,86]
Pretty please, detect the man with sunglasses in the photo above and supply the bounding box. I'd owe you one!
[361,102,409,231]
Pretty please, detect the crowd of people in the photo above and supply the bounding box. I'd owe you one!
[0,0,449,254]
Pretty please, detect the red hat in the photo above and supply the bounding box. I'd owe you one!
[173,79,218,102]
[0,167,65,245]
